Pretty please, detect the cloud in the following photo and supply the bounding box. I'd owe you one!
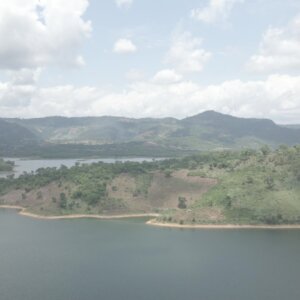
[115,0,133,9]
[152,69,182,84]
[165,31,212,73]
[8,68,41,85]
[0,82,36,108]
[113,38,137,54]
[191,0,244,24]
[247,15,300,72]
[1,74,300,123]
[0,0,91,70]
[125,69,145,81]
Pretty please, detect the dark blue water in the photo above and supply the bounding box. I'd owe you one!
[1,209,300,300]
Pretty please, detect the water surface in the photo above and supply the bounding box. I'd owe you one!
[0,209,300,300]
[0,157,159,178]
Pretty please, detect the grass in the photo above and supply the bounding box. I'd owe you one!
[193,153,300,224]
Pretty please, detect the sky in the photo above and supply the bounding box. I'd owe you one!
[0,0,300,123]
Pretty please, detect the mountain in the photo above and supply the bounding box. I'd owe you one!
[0,119,39,155]
[1,111,300,157]
[282,124,300,129]
[5,116,180,145]
[177,111,300,148]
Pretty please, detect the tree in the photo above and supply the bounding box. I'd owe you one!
[59,193,67,209]
[178,197,187,209]
[265,176,275,190]
[222,195,232,209]
[260,145,271,156]
[164,170,172,178]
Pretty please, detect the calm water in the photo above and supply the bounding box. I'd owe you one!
[1,209,300,300]
[0,157,159,178]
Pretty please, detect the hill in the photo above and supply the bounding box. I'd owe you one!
[5,116,180,145]
[1,111,300,157]
[1,146,299,225]
[0,119,39,155]
[176,111,300,149]
[283,124,300,129]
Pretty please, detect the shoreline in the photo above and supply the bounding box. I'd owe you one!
[146,219,300,230]
[0,205,159,220]
[1,205,300,229]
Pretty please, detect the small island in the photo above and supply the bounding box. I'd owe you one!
[1,145,300,228]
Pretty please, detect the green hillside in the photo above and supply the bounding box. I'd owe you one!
[1,146,299,225]
[0,119,40,154]
[5,116,181,144]
[1,111,300,157]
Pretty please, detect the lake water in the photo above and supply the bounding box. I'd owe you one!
[0,157,160,178]
[1,209,300,300]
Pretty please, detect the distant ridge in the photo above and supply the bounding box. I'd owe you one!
[0,119,39,152]
[1,111,300,157]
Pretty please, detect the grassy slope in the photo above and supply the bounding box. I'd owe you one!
[0,170,215,217]
[171,148,300,225]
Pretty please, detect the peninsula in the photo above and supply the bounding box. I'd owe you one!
[1,145,300,227]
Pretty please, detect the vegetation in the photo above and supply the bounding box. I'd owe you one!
[0,145,300,225]
[1,111,300,158]
[0,159,14,172]
[178,197,187,209]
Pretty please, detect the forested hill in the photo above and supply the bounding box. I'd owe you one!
[181,111,300,146]
[1,146,300,225]
[0,119,39,152]
[1,111,300,157]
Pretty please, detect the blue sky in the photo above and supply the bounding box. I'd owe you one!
[0,0,300,123]
[40,0,300,86]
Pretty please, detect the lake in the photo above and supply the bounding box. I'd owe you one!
[0,157,160,178]
[1,209,300,300]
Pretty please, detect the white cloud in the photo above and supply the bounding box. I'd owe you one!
[8,68,41,85]
[0,82,37,108]
[125,69,145,81]
[165,31,212,73]
[113,38,137,54]
[152,69,182,84]
[1,75,300,123]
[191,0,244,24]
[0,0,91,70]
[115,0,133,9]
[247,15,300,72]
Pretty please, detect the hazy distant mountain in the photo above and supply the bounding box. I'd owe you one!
[1,111,300,157]
[177,111,300,148]
[282,124,300,129]
[0,119,39,153]
[5,116,180,145]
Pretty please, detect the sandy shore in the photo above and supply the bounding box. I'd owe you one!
[146,219,300,230]
[0,205,159,220]
[2,205,300,229]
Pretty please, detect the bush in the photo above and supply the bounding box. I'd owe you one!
[59,193,67,209]
[178,197,187,209]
